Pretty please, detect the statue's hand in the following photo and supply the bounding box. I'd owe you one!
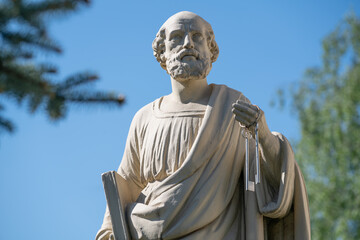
[232,100,260,128]
[232,100,272,141]
[95,229,115,240]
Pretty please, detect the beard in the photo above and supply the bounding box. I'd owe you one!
[165,49,212,82]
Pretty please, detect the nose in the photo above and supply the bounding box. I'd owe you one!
[183,34,194,49]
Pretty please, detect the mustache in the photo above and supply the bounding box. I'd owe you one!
[176,49,200,60]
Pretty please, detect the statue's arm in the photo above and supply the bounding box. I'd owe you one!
[96,114,145,240]
[95,228,114,240]
[238,96,311,236]
[232,99,282,187]
[256,114,282,188]
[232,98,296,209]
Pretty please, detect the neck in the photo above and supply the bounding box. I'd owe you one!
[169,77,211,104]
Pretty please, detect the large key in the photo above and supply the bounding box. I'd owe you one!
[244,122,260,191]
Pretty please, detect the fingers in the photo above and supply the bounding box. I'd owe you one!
[232,108,253,126]
[95,229,114,240]
[109,233,115,240]
[232,100,258,115]
[232,100,261,127]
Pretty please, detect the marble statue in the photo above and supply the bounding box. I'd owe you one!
[96,11,310,240]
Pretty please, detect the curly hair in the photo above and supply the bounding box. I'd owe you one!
[152,26,219,71]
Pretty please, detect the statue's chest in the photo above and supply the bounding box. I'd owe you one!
[140,115,203,182]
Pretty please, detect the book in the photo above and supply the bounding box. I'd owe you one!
[102,171,131,240]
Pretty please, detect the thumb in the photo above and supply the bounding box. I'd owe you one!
[109,233,115,240]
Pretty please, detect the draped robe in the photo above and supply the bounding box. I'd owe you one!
[96,84,310,240]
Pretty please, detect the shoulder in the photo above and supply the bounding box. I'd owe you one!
[210,84,250,103]
[132,102,153,122]
[129,98,160,131]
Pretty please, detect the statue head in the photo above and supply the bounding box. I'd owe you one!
[152,11,219,82]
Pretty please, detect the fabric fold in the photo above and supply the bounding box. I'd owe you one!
[96,84,311,240]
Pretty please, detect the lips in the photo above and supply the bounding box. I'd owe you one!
[178,49,199,60]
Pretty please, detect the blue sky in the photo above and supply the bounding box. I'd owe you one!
[1,1,359,239]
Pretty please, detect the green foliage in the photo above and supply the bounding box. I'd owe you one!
[289,14,360,239]
[0,0,124,134]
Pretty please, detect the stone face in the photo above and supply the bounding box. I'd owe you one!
[154,11,215,82]
[96,11,311,240]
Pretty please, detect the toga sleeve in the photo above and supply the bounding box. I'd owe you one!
[248,132,311,239]
[95,110,146,240]
[254,132,295,218]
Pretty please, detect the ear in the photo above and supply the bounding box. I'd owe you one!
[160,53,166,63]
[160,54,167,71]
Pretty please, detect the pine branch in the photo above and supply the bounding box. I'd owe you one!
[0,49,34,60]
[1,60,125,113]
[0,62,53,97]
[57,73,98,91]
[0,115,14,133]
[18,0,89,30]
[9,0,80,28]
[0,104,14,133]
[26,0,82,15]
[38,64,58,74]
[0,4,15,26]
[28,94,45,113]
[2,31,62,53]
[46,94,66,119]
[0,0,125,138]
[63,91,125,105]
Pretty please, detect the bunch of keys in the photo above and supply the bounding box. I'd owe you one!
[243,122,260,191]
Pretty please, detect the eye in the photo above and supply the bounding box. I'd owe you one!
[169,33,183,42]
[192,33,203,42]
